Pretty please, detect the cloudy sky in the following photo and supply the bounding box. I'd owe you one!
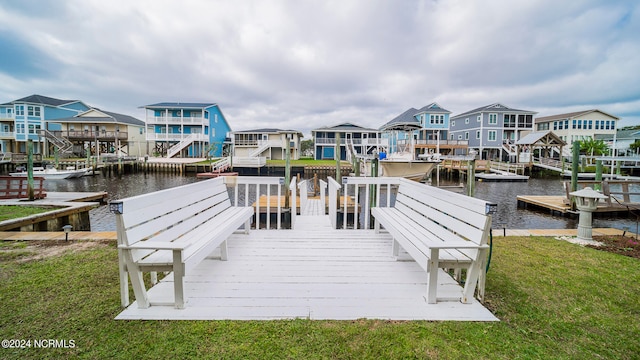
[1,0,639,136]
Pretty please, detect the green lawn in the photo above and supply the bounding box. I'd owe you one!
[0,206,56,222]
[0,236,638,359]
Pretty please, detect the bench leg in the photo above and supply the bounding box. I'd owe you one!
[150,271,158,285]
[461,248,488,304]
[427,248,439,304]
[244,219,251,233]
[122,251,150,309]
[220,239,228,261]
[118,250,130,307]
[173,250,186,309]
[392,239,400,257]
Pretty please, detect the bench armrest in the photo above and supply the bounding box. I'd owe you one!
[429,243,489,250]
[119,242,186,251]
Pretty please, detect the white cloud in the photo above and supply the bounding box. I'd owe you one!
[0,0,638,134]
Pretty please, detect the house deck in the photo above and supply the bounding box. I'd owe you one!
[116,200,497,321]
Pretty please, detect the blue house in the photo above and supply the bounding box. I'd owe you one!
[381,103,457,155]
[449,103,536,161]
[142,102,232,158]
[0,94,91,155]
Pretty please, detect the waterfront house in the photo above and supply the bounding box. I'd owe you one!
[381,103,465,156]
[534,109,619,156]
[449,103,537,161]
[0,94,91,156]
[232,128,303,160]
[595,127,640,157]
[48,108,147,157]
[142,102,232,158]
[311,123,386,161]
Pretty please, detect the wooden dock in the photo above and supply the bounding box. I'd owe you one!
[516,195,632,215]
[116,210,498,321]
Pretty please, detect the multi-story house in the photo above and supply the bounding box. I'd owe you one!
[142,102,232,158]
[534,109,619,147]
[0,94,91,155]
[449,103,537,161]
[48,108,146,157]
[232,128,303,160]
[381,103,464,156]
[312,123,386,161]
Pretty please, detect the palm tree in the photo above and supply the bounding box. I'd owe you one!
[579,138,609,164]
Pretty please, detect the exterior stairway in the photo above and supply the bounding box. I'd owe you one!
[39,129,73,156]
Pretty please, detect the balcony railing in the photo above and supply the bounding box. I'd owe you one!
[146,133,208,142]
[0,131,14,138]
[401,139,469,146]
[48,130,128,140]
[147,116,208,125]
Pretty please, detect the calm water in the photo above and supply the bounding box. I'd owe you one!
[41,173,638,232]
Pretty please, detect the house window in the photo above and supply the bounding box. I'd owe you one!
[458,134,462,140]
[15,106,24,116]
[476,130,480,139]
[450,134,454,140]
[488,130,497,141]
[539,122,549,131]
[451,120,455,127]
[489,113,497,124]
[588,120,593,130]
[465,118,469,124]
[16,123,25,134]
[429,114,444,125]
[139,128,144,135]
[465,132,469,140]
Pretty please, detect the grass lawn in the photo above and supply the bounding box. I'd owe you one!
[0,236,638,359]
[0,206,57,222]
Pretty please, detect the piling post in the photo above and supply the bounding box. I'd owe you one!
[571,141,579,192]
[335,131,341,179]
[467,158,475,197]
[27,139,34,201]
[595,160,603,191]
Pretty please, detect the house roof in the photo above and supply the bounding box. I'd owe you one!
[52,108,145,126]
[451,103,536,119]
[10,94,83,107]
[143,102,217,109]
[516,131,566,146]
[312,122,379,133]
[535,109,620,123]
[415,102,451,114]
[379,108,421,131]
[233,128,303,136]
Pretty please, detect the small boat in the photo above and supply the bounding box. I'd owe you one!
[10,165,88,180]
[379,152,440,181]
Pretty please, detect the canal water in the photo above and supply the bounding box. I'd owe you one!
[41,173,638,233]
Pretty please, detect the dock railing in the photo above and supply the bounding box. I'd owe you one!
[563,180,640,206]
[326,176,401,229]
[223,176,296,230]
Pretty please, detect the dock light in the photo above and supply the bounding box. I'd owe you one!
[62,225,72,241]
[623,226,630,237]
[109,201,123,214]
[569,187,608,242]
[485,203,498,215]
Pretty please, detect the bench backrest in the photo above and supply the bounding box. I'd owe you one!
[113,177,232,261]
[395,178,492,246]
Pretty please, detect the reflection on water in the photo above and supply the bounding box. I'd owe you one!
[42,173,638,232]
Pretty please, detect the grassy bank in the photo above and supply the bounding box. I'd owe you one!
[1,236,638,359]
[0,206,56,222]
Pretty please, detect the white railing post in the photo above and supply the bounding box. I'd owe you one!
[327,177,341,229]
[319,180,327,215]
[298,179,308,213]
[289,177,297,228]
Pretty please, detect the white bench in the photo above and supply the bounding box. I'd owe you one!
[112,177,254,309]
[371,178,494,304]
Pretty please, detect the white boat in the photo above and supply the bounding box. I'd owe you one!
[379,152,440,181]
[10,165,88,180]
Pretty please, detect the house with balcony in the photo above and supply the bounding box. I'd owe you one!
[46,108,146,157]
[449,103,537,161]
[312,123,386,161]
[534,109,619,156]
[232,128,303,160]
[142,102,232,158]
[0,94,91,155]
[380,103,464,156]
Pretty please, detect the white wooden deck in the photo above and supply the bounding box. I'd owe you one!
[116,202,497,321]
